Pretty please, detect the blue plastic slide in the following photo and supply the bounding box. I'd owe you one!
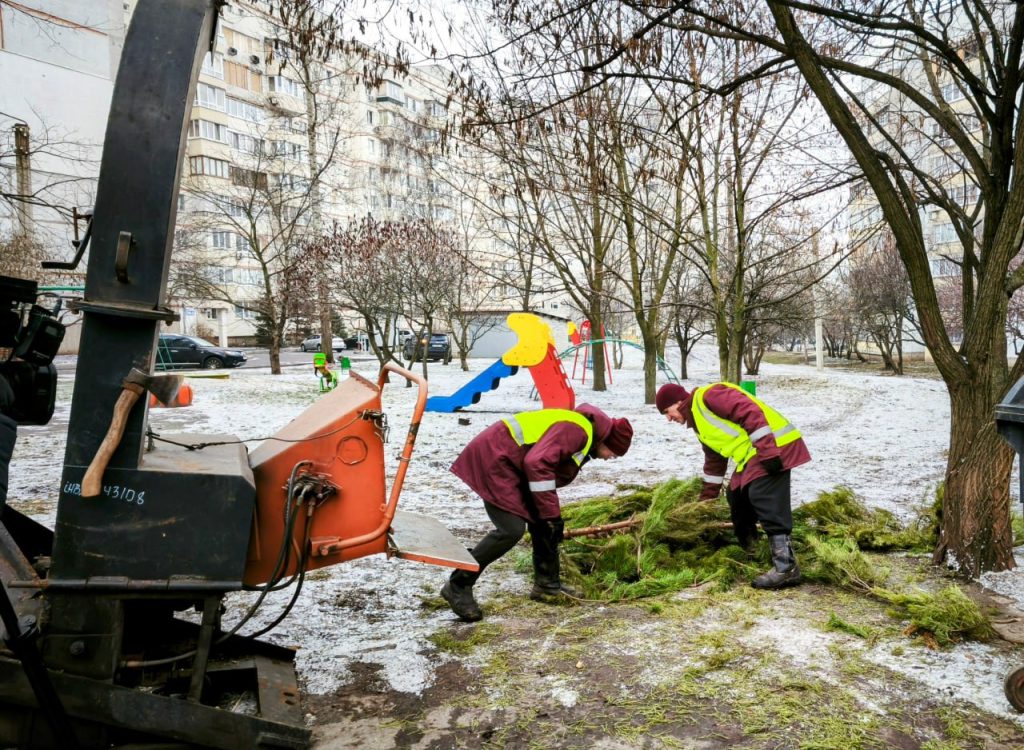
[425,360,519,412]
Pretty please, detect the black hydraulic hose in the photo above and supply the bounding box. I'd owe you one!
[239,509,316,640]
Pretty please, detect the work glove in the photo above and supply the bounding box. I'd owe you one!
[761,455,784,475]
[543,517,565,544]
[699,482,722,502]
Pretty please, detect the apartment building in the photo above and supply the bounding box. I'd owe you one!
[169,2,570,347]
[0,1,124,259]
[845,27,986,354]
[0,1,565,350]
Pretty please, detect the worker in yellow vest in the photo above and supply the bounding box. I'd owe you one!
[442,404,633,621]
[656,382,811,589]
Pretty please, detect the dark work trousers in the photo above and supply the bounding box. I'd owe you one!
[451,502,560,588]
[0,414,16,506]
[725,470,793,539]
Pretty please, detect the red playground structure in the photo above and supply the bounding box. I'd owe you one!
[568,321,613,385]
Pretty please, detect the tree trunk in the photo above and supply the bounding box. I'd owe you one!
[269,331,282,375]
[674,329,691,380]
[588,313,607,391]
[937,388,1016,576]
[317,277,333,365]
[641,330,658,403]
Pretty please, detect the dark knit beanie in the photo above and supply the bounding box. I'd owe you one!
[603,418,634,457]
[655,383,689,414]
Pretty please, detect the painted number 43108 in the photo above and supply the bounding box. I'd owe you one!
[64,482,145,505]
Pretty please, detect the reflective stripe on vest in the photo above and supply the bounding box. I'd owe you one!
[503,409,594,466]
[691,383,802,473]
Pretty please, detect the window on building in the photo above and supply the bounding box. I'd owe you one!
[950,182,980,208]
[220,198,245,217]
[230,166,268,189]
[377,80,404,104]
[406,96,419,113]
[932,222,958,245]
[195,83,226,111]
[234,303,257,318]
[190,156,229,178]
[223,28,260,57]
[188,119,228,143]
[235,234,253,258]
[206,266,233,284]
[204,308,219,320]
[930,257,959,277]
[177,194,187,211]
[230,130,262,154]
[202,52,225,79]
[367,109,375,125]
[236,268,262,286]
[225,60,260,91]
[272,172,309,192]
[227,97,264,123]
[267,75,305,100]
[211,230,232,248]
[941,81,966,103]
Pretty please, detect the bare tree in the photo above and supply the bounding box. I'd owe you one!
[507,0,1024,574]
[173,107,341,372]
[846,236,914,374]
[308,217,405,367]
[398,219,462,381]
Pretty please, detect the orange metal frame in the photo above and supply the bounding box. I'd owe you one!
[243,362,427,585]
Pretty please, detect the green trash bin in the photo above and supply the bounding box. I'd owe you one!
[740,380,756,396]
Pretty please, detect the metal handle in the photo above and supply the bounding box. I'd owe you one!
[115,231,134,283]
[379,361,428,520]
[313,362,427,556]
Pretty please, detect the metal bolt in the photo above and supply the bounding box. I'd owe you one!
[69,640,86,656]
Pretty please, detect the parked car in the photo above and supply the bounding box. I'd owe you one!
[156,334,246,370]
[299,335,354,352]
[403,332,451,363]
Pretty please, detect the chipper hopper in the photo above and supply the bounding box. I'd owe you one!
[0,1,475,747]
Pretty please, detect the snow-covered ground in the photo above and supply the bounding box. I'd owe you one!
[6,342,1024,724]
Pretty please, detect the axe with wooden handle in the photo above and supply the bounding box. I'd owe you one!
[80,368,182,498]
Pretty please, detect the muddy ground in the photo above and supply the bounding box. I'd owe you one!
[307,553,1024,750]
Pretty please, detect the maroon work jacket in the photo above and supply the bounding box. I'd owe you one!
[450,404,615,520]
[678,385,811,497]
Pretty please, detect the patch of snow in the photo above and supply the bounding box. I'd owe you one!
[7,342,1024,709]
[866,640,1024,725]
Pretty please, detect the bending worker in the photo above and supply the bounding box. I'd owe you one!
[441,404,633,622]
[655,382,810,590]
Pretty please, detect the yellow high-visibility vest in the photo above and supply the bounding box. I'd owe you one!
[502,409,594,466]
[691,383,801,473]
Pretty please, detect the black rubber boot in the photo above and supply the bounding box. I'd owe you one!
[529,536,581,603]
[529,582,583,603]
[751,534,802,590]
[441,571,483,622]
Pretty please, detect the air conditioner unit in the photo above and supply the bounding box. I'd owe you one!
[268,95,280,107]
[227,46,238,56]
